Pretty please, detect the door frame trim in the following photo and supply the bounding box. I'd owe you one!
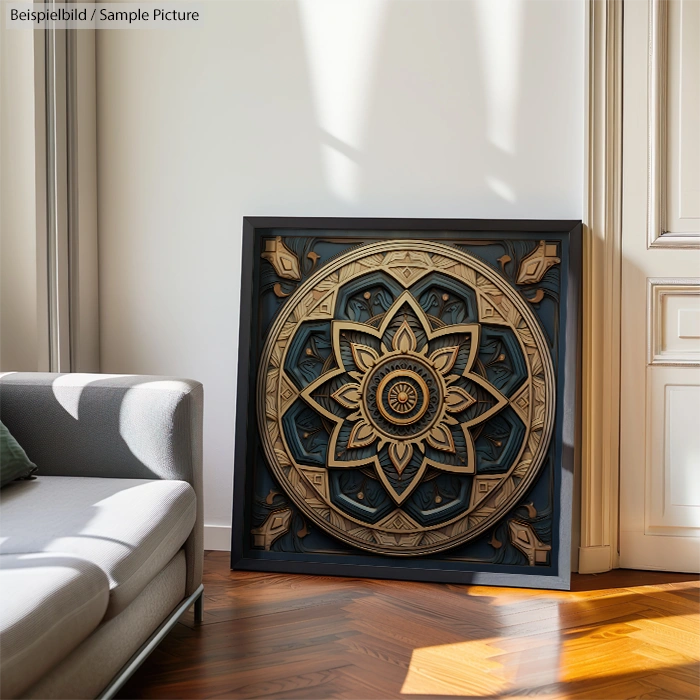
[579,0,623,573]
[38,6,100,372]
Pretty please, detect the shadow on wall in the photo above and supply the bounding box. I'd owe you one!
[296,0,580,212]
[119,0,582,228]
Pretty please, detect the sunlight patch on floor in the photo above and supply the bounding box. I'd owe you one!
[400,636,563,697]
[400,613,699,697]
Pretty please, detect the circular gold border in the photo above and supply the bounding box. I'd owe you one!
[257,240,556,556]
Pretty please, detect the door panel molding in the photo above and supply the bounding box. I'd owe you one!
[646,373,700,535]
[579,0,623,573]
[647,0,669,246]
[648,278,700,365]
[648,0,700,247]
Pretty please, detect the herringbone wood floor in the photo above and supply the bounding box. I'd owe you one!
[117,552,699,700]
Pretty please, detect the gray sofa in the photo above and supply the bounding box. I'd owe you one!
[0,373,204,699]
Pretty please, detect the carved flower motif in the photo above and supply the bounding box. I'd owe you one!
[300,291,508,504]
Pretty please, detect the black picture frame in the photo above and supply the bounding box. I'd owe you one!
[232,217,581,590]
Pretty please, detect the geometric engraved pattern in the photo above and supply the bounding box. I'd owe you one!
[257,240,556,556]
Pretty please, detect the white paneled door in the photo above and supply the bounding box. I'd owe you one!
[620,0,700,572]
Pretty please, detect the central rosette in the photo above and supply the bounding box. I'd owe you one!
[367,356,439,432]
[300,290,509,504]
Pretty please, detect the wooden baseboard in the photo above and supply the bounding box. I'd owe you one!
[204,524,231,551]
[578,544,612,574]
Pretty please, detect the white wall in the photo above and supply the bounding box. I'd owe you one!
[0,23,39,372]
[97,0,585,549]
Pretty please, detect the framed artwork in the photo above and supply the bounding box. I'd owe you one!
[232,218,581,590]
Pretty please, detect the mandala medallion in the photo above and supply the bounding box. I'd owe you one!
[257,240,557,556]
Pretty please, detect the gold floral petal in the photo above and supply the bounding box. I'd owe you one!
[429,346,460,374]
[392,320,418,353]
[348,420,378,449]
[388,442,413,476]
[426,424,456,453]
[350,343,379,373]
[331,383,361,409]
[445,385,476,413]
[375,460,427,506]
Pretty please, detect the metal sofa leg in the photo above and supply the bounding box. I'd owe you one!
[98,584,204,699]
[194,590,204,623]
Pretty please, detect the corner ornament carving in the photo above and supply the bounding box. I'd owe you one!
[251,509,293,550]
[516,240,561,285]
[261,236,301,280]
[508,519,552,566]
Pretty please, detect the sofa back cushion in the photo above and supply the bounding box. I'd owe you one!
[0,421,37,488]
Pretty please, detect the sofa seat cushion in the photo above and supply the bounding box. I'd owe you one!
[0,553,110,698]
[0,476,196,618]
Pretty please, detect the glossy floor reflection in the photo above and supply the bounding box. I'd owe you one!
[118,552,699,699]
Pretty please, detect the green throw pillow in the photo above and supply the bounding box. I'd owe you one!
[0,421,37,488]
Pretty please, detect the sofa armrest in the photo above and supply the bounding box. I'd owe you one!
[0,372,204,595]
